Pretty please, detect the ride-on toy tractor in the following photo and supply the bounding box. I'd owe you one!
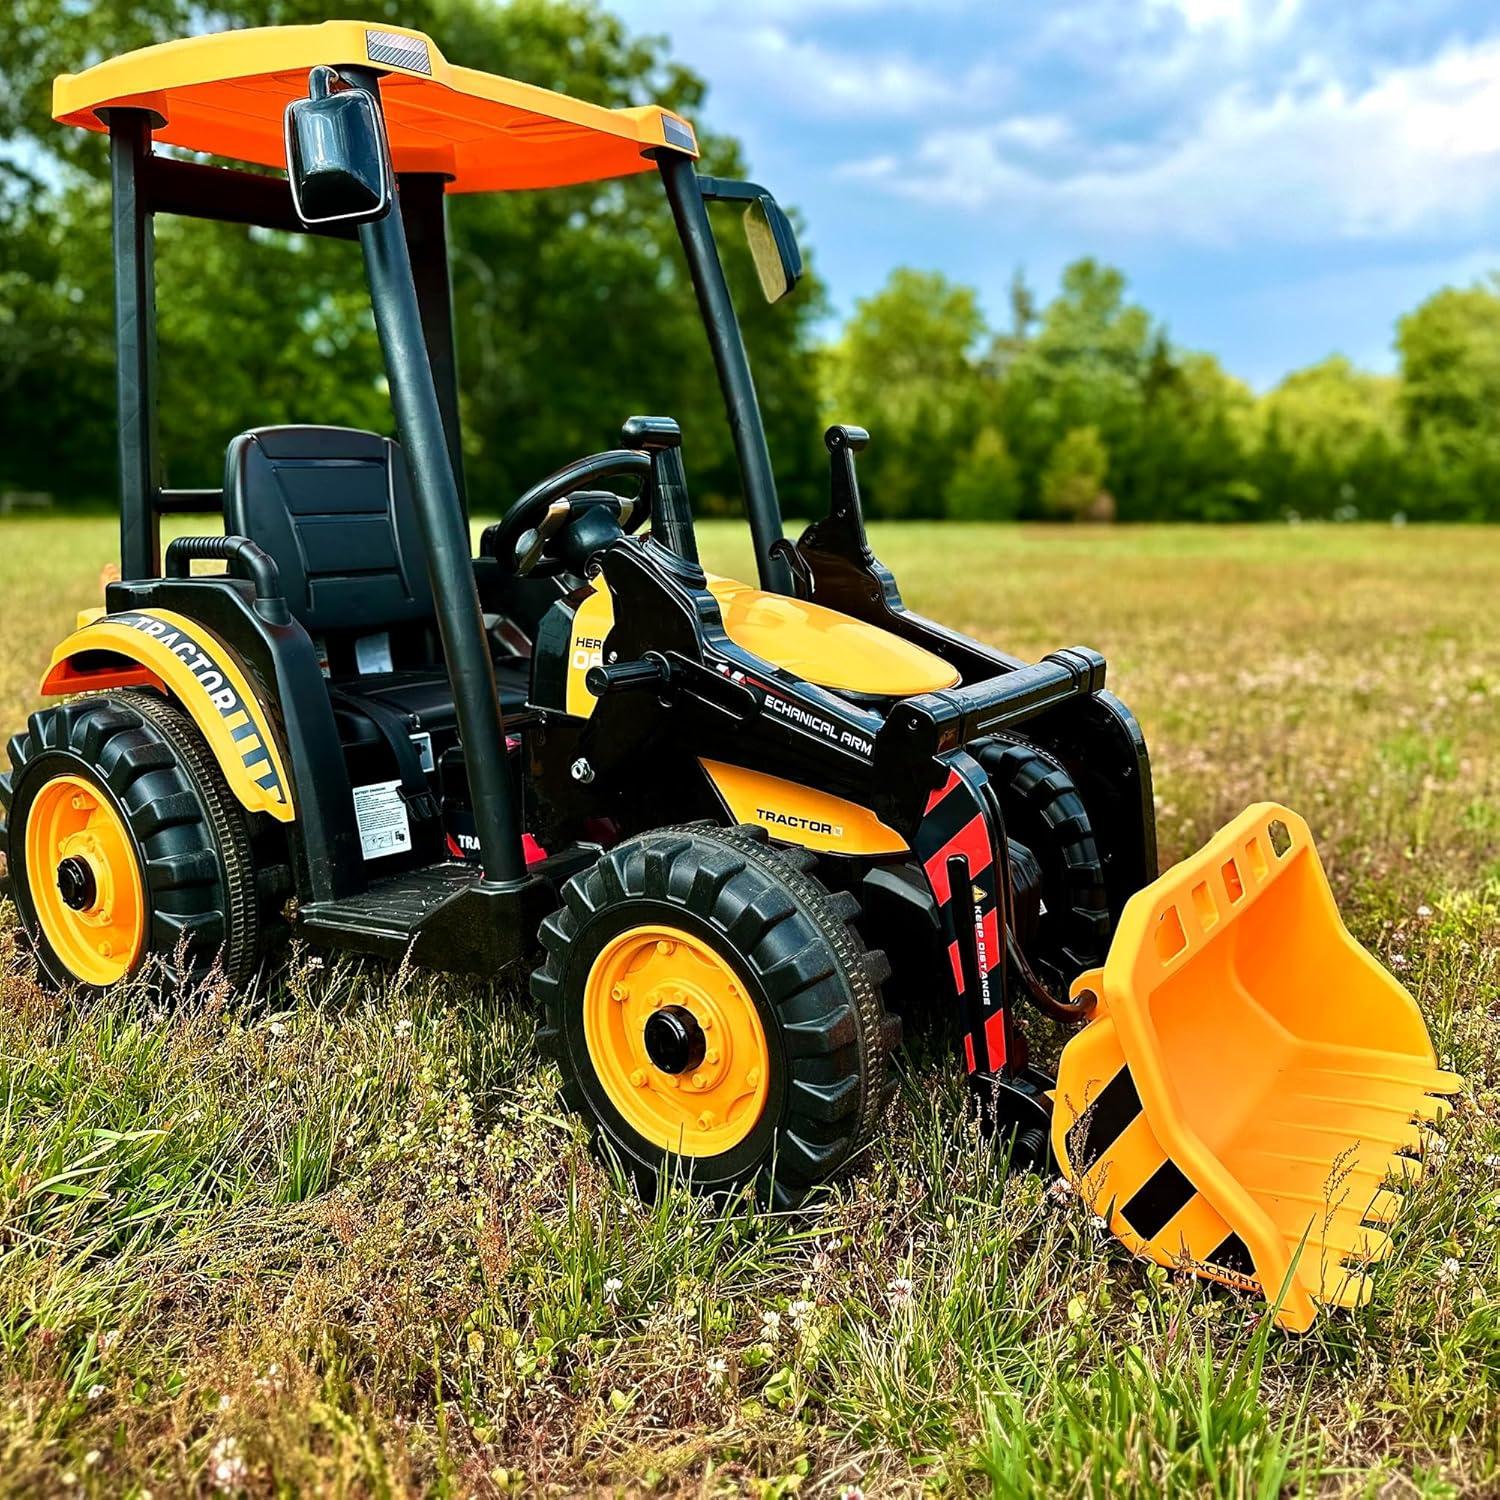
[1,23,1459,1330]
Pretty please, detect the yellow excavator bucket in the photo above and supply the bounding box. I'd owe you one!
[1052,804,1462,1331]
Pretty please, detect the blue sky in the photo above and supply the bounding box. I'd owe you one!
[610,0,1500,389]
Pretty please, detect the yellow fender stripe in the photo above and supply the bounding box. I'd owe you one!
[40,608,294,822]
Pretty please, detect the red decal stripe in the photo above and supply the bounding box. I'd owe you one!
[947,939,965,996]
[925,768,961,814]
[922,813,993,905]
[984,1009,1009,1070]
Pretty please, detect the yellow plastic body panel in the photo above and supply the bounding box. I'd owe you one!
[41,609,294,823]
[700,758,908,855]
[563,575,959,716]
[53,21,697,192]
[1052,803,1460,1331]
[708,576,960,696]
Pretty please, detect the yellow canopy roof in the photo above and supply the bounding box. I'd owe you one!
[53,20,699,192]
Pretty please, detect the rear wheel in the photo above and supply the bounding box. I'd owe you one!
[534,824,897,1205]
[1,691,260,990]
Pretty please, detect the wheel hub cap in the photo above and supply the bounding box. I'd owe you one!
[642,1003,707,1075]
[24,774,145,986]
[582,924,771,1157]
[56,854,99,912]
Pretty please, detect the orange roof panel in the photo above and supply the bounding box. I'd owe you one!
[52,21,698,192]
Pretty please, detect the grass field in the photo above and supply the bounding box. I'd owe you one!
[0,516,1496,1498]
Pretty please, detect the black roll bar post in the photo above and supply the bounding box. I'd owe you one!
[656,152,792,596]
[343,67,526,887]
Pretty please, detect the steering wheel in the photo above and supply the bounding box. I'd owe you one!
[486,449,652,578]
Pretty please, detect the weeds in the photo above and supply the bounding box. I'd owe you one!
[0,519,1496,1495]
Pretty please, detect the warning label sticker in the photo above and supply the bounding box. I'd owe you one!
[353,780,411,860]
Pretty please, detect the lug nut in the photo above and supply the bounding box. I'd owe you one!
[569,757,595,784]
[697,1111,714,1129]
[746,1067,761,1088]
[656,940,676,957]
[611,984,630,1002]
[691,1072,707,1090]
[630,1068,648,1087]
[705,1048,720,1065]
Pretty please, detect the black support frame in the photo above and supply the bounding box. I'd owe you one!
[657,153,792,596]
[102,118,467,572]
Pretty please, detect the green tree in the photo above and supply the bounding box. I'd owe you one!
[822,268,987,517]
[1395,279,1500,519]
[944,427,1021,520]
[994,258,1156,514]
[0,0,825,517]
[1040,425,1111,521]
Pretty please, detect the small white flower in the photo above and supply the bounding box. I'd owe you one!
[1390,953,1408,969]
[268,1020,287,1038]
[602,1276,623,1307]
[887,1276,914,1306]
[839,1486,867,1500]
[1437,1256,1461,1287]
[394,1017,413,1037]
[759,1308,782,1341]
[209,1436,246,1491]
[788,1298,815,1333]
[1482,1154,1500,1170]
[86,1384,106,1401]
[1045,1177,1072,1207]
[84,1450,101,1468]
[1416,904,1434,919]
[706,1355,728,1388]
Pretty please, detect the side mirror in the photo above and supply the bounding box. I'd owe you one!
[742,195,802,303]
[284,66,391,227]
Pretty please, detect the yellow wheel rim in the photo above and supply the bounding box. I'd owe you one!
[24,773,145,986]
[582,923,771,1157]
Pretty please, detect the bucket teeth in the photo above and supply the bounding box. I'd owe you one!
[1362,1188,1406,1225]
[1317,1262,1375,1310]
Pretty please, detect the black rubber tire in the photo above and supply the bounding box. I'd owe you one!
[533,823,898,1206]
[0,690,260,990]
[976,740,1111,986]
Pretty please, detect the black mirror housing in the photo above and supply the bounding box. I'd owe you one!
[696,176,804,305]
[743,195,802,303]
[284,67,391,227]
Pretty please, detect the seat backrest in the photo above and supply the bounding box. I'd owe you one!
[223,426,434,635]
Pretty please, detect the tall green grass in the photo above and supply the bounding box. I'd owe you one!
[0,519,1496,1495]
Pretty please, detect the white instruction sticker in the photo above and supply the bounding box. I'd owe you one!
[353,779,411,860]
[354,629,393,675]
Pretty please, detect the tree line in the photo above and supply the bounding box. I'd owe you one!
[4,0,1500,522]
[825,262,1500,523]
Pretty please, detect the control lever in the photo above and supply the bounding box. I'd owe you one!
[622,415,699,566]
[585,653,672,698]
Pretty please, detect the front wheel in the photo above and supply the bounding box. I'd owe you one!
[533,824,898,1205]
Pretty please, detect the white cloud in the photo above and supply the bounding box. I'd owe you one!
[728,25,1007,119]
[846,37,1500,245]
[1146,0,1301,36]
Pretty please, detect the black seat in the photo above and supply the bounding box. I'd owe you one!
[222,425,529,722]
[219,423,531,816]
[224,425,435,644]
